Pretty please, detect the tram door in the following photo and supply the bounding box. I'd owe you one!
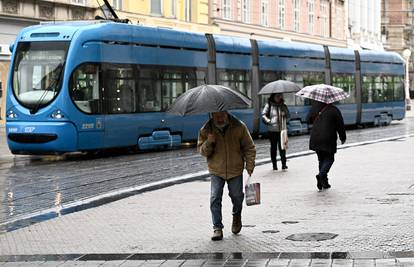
[71,63,105,150]
[102,64,138,148]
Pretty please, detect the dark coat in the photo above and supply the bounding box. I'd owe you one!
[307,101,346,154]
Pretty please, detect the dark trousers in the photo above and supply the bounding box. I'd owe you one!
[269,131,286,167]
[316,150,335,178]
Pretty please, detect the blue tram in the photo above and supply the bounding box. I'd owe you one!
[6,21,405,154]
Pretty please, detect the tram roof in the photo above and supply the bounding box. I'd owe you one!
[16,21,209,51]
[359,50,403,64]
[257,39,325,58]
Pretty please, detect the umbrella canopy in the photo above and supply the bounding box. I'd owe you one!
[167,84,251,116]
[295,84,349,104]
[258,80,301,95]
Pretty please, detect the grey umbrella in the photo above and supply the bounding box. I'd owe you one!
[167,84,251,116]
[258,80,301,95]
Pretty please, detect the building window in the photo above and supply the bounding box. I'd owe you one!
[112,0,122,10]
[279,0,285,29]
[242,0,250,23]
[223,0,231,19]
[307,0,314,34]
[293,0,300,32]
[261,0,268,26]
[151,0,162,15]
[320,0,329,37]
[335,2,344,39]
[185,0,192,21]
[170,0,176,17]
[72,0,86,4]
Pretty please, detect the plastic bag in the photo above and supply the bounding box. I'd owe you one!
[245,176,261,206]
[280,129,288,150]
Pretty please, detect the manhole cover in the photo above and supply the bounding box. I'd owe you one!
[262,230,280,234]
[282,221,299,224]
[286,232,338,241]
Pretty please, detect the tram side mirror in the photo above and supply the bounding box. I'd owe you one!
[9,42,14,53]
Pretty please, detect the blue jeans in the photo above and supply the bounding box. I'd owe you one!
[210,175,244,229]
[316,151,335,178]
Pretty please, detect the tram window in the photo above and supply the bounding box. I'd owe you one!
[138,68,161,112]
[70,64,101,114]
[196,70,206,86]
[394,76,404,101]
[362,76,373,103]
[383,76,394,102]
[371,76,393,103]
[162,72,184,111]
[217,69,251,103]
[332,74,355,104]
[102,64,136,114]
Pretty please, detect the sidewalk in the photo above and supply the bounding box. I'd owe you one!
[0,136,414,266]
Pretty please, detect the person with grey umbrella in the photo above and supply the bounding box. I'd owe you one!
[262,93,290,170]
[197,111,256,241]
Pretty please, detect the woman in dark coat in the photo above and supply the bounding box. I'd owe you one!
[262,93,290,170]
[307,100,346,190]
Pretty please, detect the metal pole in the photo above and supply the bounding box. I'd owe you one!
[403,49,412,110]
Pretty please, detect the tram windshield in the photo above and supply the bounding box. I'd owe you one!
[12,41,69,111]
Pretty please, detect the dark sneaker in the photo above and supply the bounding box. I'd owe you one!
[211,229,223,241]
[282,165,288,170]
[273,164,278,170]
[316,175,322,190]
[232,214,242,234]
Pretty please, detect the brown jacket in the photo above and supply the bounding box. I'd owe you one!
[197,115,256,180]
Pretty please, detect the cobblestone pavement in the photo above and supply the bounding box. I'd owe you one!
[0,115,413,227]
[1,253,414,266]
[1,136,414,266]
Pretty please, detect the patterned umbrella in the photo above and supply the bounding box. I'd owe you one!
[258,80,301,95]
[295,84,349,104]
[167,84,251,116]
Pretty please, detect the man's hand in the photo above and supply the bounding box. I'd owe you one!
[341,139,346,145]
[247,169,253,176]
[207,133,216,144]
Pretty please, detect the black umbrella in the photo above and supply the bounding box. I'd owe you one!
[258,80,301,95]
[167,84,251,116]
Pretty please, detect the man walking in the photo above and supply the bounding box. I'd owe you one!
[198,111,256,241]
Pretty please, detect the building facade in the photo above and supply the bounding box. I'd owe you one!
[0,0,95,121]
[208,0,347,47]
[381,0,414,98]
[103,0,219,34]
[347,0,383,50]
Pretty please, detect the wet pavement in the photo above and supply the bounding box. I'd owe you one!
[0,116,414,229]
[0,131,414,265]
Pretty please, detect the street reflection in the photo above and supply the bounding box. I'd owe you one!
[0,117,412,227]
[7,191,14,216]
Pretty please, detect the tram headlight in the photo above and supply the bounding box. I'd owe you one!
[6,110,18,119]
[51,110,64,119]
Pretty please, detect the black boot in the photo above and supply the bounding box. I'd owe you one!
[315,175,322,190]
[321,176,331,189]
[282,163,288,170]
[272,162,278,170]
